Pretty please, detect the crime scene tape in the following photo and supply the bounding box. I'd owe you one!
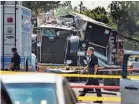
[0,71,35,74]
[60,74,139,79]
[1,71,139,79]
[60,74,121,78]
[77,96,121,102]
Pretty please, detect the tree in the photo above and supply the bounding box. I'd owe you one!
[73,6,78,12]
[55,4,73,16]
[73,1,87,13]
[109,1,139,50]
[72,1,110,24]
[82,7,110,24]
[22,1,71,16]
[109,1,139,36]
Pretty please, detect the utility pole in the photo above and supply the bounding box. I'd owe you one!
[79,1,83,14]
[2,1,5,70]
[15,1,17,47]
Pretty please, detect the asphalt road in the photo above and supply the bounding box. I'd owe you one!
[70,83,121,104]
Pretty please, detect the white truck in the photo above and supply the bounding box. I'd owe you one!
[1,1,32,71]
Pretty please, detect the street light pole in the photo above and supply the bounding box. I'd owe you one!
[15,1,17,47]
[2,1,5,70]
[79,1,83,14]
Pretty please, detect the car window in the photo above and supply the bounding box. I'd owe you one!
[128,55,139,76]
[6,83,57,104]
[42,28,56,37]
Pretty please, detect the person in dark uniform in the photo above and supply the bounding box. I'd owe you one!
[79,47,103,104]
[9,47,20,71]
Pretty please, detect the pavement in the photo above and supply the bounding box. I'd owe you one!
[70,83,121,104]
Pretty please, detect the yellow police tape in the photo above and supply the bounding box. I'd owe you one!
[60,74,121,79]
[77,96,121,102]
[60,74,139,79]
[1,71,139,79]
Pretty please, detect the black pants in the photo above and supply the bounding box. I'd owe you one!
[80,78,102,97]
[11,66,20,71]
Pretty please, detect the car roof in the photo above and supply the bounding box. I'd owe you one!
[40,24,74,30]
[1,73,63,84]
[71,12,112,29]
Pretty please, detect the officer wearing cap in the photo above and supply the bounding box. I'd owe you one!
[79,47,103,104]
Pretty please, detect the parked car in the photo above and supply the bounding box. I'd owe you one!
[1,73,89,104]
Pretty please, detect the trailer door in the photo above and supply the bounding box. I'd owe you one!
[120,54,139,104]
[1,2,17,69]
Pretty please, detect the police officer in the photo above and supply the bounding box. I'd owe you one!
[79,47,103,104]
[9,47,20,71]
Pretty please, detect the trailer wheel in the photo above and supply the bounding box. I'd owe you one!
[25,58,28,72]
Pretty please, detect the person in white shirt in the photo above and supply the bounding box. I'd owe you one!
[133,58,139,69]
[31,51,37,71]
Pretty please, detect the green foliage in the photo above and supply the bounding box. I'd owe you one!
[55,4,73,16]
[22,1,71,16]
[108,16,118,30]
[109,1,139,36]
[82,7,110,24]
[132,36,139,41]
[108,1,139,50]
[136,20,139,26]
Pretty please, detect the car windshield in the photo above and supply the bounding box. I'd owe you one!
[6,83,57,104]
[42,28,56,37]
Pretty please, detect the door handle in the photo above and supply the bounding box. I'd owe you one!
[125,86,138,90]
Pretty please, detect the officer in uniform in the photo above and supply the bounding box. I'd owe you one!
[9,47,20,71]
[79,47,103,104]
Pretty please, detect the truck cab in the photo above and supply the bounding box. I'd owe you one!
[120,50,139,104]
[36,23,75,65]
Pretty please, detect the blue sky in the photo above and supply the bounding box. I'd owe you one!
[71,1,112,11]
